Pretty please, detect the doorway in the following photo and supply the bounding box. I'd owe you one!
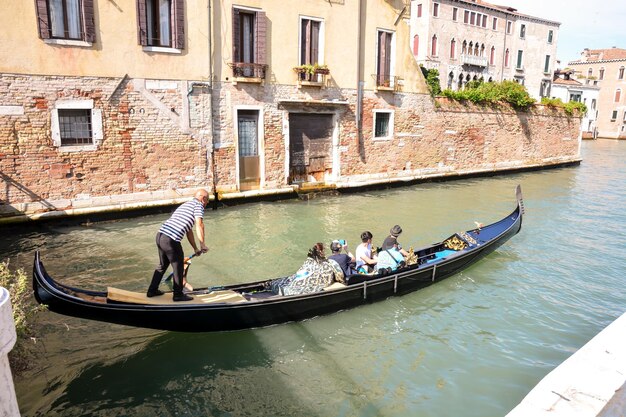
[237,110,260,191]
[288,113,334,184]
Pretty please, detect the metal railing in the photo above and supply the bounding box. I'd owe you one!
[229,62,268,79]
[373,74,402,91]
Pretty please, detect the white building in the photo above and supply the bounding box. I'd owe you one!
[410,0,559,99]
[551,69,600,139]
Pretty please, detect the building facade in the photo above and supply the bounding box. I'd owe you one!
[410,0,559,99]
[0,0,581,220]
[551,69,600,139]
[568,48,626,139]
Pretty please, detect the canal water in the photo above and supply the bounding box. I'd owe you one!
[2,140,625,417]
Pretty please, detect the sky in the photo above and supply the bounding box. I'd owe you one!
[495,0,626,65]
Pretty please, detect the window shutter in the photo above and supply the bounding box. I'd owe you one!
[91,108,103,142]
[310,21,319,65]
[83,0,96,43]
[255,11,266,65]
[232,8,241,61]
[136,0,148,45]
[173,0,185,49]
[35,0,51,39]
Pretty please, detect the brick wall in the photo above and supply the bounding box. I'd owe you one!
[0,74,211,215]
[0,73,581,219]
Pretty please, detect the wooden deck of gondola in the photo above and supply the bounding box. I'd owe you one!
[107,287,247,305]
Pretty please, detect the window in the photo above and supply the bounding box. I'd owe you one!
[544,55,550,73]
[490,46,495,65]
[619,66,625,80]
[587,68,593,78]
[452,7,458,21]
[616,89,622,103]
[433,2,439,17]
[611,110,618,121]
[231,7,267,77]
[464,10,469,24]
[591,99,596,111]
[412,34,419,56]
[519,24,525,39]
[482,15,487,28]
[540,80,551,97]
[137,0,185,49]
[569,92,581,102]
[376,30,394,87]
[516,50,523,69]
[300,18,323,66]
[431,34,438,56]
[599,68,605,80]
[51,100,103,151]
[373,111,393,139]
[450,39,456,59]
[547,30,553,43]
[470,12,475,25]
[504,49,510,67]
[417,3,422,17]
[35,0,95,43]
[492,17,498,30]
[506,21,512,34]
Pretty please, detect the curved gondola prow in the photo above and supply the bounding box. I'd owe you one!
[516,184,525,216]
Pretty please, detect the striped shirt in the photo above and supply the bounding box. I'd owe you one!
[159,199,205,242]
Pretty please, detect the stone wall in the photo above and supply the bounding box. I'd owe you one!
[0,74,211,216]
[0,73,581,220]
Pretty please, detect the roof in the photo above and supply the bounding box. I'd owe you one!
[458,0,560,25]
[569,48,626,64]
[553,78,582,86]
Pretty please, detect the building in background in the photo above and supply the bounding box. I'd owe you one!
[410,0,559,99]
[568,48,626,139]
[551,69,600,139]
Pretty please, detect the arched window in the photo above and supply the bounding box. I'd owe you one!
[490,46,495,65]
[488,77,493,82]
[465,74,471,82]
[458,73,464,90]
[588,68,593,78]
[462,41,467,55]
[616,89,622,103]
[619,66,625,80]
[450,39,456,59]
[448,71,454,89]
[413,34,419,56]
[505,49,510,67]
[480,44,485,57]
[599,67,605,80]
[474,43,479,56]
[431,35,438,56]
[468,41,473,55]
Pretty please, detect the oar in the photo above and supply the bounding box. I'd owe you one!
[161,253,196,283]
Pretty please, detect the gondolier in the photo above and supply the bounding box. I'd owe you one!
[147,189,210,301]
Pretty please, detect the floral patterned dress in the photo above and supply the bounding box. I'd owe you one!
[268,258,339,296]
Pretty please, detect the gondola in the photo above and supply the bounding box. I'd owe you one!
[33,185,525,332]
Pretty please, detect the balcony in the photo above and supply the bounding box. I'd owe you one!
[228,62,268,84]
[373,74,403,92]
[460,54,488,68]
[293,65,330,88]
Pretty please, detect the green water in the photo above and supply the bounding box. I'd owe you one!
[3,140,625,416]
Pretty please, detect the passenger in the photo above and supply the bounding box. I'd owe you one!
[267,243,338,296]
[376,246,405,273]
[355,231,377,273]
[381,225,410,258]
[328,240,356,278]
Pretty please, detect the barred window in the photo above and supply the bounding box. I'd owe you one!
[374,111,392,139]
[59,109,93,145]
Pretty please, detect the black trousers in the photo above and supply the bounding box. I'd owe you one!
[148,232,185,296]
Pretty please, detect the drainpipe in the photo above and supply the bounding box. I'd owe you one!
[500,12,509,82]
[207,0,218,209]
[0,288,20,417]
[356,0,365,158]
